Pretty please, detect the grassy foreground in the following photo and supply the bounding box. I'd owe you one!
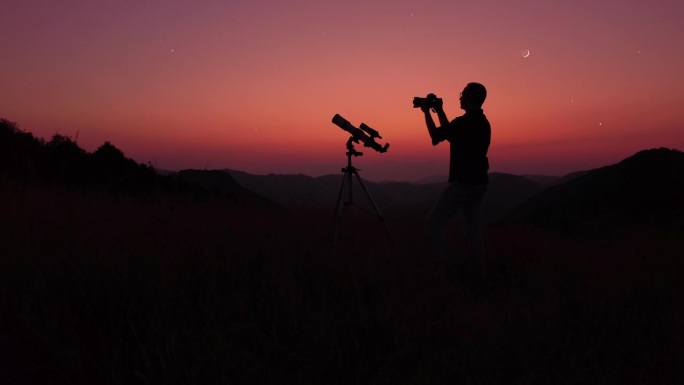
[1,182,683,384]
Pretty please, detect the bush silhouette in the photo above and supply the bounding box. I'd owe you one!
[89,141,158,195]
[0,118,45,181]
[44,134,88,187]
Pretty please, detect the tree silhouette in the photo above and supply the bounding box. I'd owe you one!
[0,118,44,181]
[91,141,157,195]
[45,134,87,186]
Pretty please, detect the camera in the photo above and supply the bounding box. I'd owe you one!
[412,93,442,110]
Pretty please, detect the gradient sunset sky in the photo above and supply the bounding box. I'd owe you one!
[2,0,683,181]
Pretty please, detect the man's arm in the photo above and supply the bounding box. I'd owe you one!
[433,98,450,127]
[423,107,447,146]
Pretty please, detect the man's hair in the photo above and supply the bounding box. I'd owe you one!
[466,82,487,107]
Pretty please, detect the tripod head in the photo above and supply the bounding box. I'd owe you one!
[346,137,363,157]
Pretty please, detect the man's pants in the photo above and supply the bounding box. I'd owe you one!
[426,182,487,266]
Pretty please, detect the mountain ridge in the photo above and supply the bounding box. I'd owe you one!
[501,147,684,237]
[219,168,549,223]
[4,118,681,234]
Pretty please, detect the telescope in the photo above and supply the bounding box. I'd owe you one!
[332,114,389,153]
[329,114,393,248]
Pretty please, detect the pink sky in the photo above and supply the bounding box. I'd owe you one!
[2,0,683,181]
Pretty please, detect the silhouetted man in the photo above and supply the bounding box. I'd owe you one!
[418,82,491,275]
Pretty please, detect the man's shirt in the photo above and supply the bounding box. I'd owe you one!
[432,109,491,185]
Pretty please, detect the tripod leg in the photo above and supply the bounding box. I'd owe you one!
[346,166,354,205]
[330,170,349,247]
[352,170,394,239]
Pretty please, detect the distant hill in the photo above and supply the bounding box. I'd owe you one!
[501,148,684,237]
[521,174,561,186]
[414,174,448,184]
[223,168,545,223]
[484,173,544,222]
[549,170,590,186]
[176,169,279,208]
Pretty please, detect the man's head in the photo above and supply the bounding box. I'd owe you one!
[459,82,487,110]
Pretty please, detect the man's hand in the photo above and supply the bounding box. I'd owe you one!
[433,97,443,112]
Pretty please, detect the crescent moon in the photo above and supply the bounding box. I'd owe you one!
[522,49,530,58]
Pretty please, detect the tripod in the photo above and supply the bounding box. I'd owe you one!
[330,138,392,248]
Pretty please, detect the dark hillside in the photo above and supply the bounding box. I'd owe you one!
[502,148,684,237]
[1,118,48,180]
[0,118,277,209]
[550,169,590,186]
[176,169,280,209]
[2,119,683,383]
[483,172,543,222]
[2,118,153,193]
[2,168,683,384]
[225,168,331,208]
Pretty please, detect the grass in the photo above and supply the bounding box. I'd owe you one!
[1,181,683,384]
